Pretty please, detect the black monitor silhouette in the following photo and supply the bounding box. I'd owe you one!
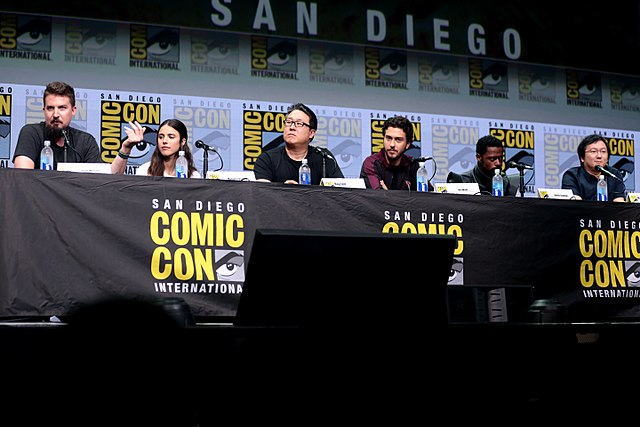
[234,228,456,328]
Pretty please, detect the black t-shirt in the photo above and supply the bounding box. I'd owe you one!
[13,122,102,169]
[253,144,344,185]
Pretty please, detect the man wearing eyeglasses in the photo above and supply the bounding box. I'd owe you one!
[561,134,626,202]
[253,103,344,184]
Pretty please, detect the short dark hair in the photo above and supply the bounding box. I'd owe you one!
[44,81,76,107]
[577,134,608,160]
[287,103,317,130]
[476,135,503,155]
[382,115,413,143]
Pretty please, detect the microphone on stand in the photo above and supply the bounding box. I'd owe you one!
[195,140,223,175]
[412,156,433,163]
[195,140,218,153]
[506,160,534,170]
[595,165,624,182]
[61,128,72,163]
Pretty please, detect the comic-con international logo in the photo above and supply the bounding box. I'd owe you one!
[64,20,116,65]
[0,86,11,166]
[566,69,602,108]
[417,54,459,94]
[517,64,555,103]
[250,36,298,80]
[129,24,180,70]
[0,14,51,60]
[190,30,239,75]
[364,48,408,89]
[610,76,640,112]
[309,43,354,85]
[99,94,161,169]
[468,59,508,99]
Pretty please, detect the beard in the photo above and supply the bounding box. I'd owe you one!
[45,123,64,141]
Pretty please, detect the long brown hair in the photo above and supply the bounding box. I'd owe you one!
[147,118,198,177]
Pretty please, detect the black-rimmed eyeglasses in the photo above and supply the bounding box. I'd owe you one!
[284,120,310,128]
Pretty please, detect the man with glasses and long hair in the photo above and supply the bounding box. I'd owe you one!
[562,133,626,201]
[253,103,344,184]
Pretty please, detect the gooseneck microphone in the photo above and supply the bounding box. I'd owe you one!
[195,140,217,152]
[412,156,433,163]
[595,165,623,182]
[195,140,223,175]
[506,160,534,170]
[61,128,81,162]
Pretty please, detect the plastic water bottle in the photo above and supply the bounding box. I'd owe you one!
[597,174,608,201]
[492,168,503,196]
[416,161,429,192]
[299,158,311,185]
[176,150,188,178]
[40,140,54,170]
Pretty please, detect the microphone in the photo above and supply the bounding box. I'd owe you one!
[195,140,217,152]
[507,160,534,170]
[595,165,623,182]
[61,128,82,160]
[412,156,433,163]
[313,146,334,160]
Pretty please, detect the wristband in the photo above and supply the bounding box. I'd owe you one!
[118,150,130,159]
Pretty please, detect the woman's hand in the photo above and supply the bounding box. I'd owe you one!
[122,121,146,150]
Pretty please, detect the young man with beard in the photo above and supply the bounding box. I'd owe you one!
[13,81,101,169]
[360,115,433,191]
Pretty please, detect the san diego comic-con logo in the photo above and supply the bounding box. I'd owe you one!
[149,197,246,295]
[99,94,161,168]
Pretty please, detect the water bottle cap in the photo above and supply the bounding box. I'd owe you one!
[302,159,308,164]
[419,161,425,167]
[494,168,500,175]
[179,150,185,156]
[44,140,50,146]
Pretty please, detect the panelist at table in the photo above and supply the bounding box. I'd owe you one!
[111,118,201,178]
[446,135,518,196]
[12,81,101,169]
[561,134,626,202]
[253,102,343,185]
